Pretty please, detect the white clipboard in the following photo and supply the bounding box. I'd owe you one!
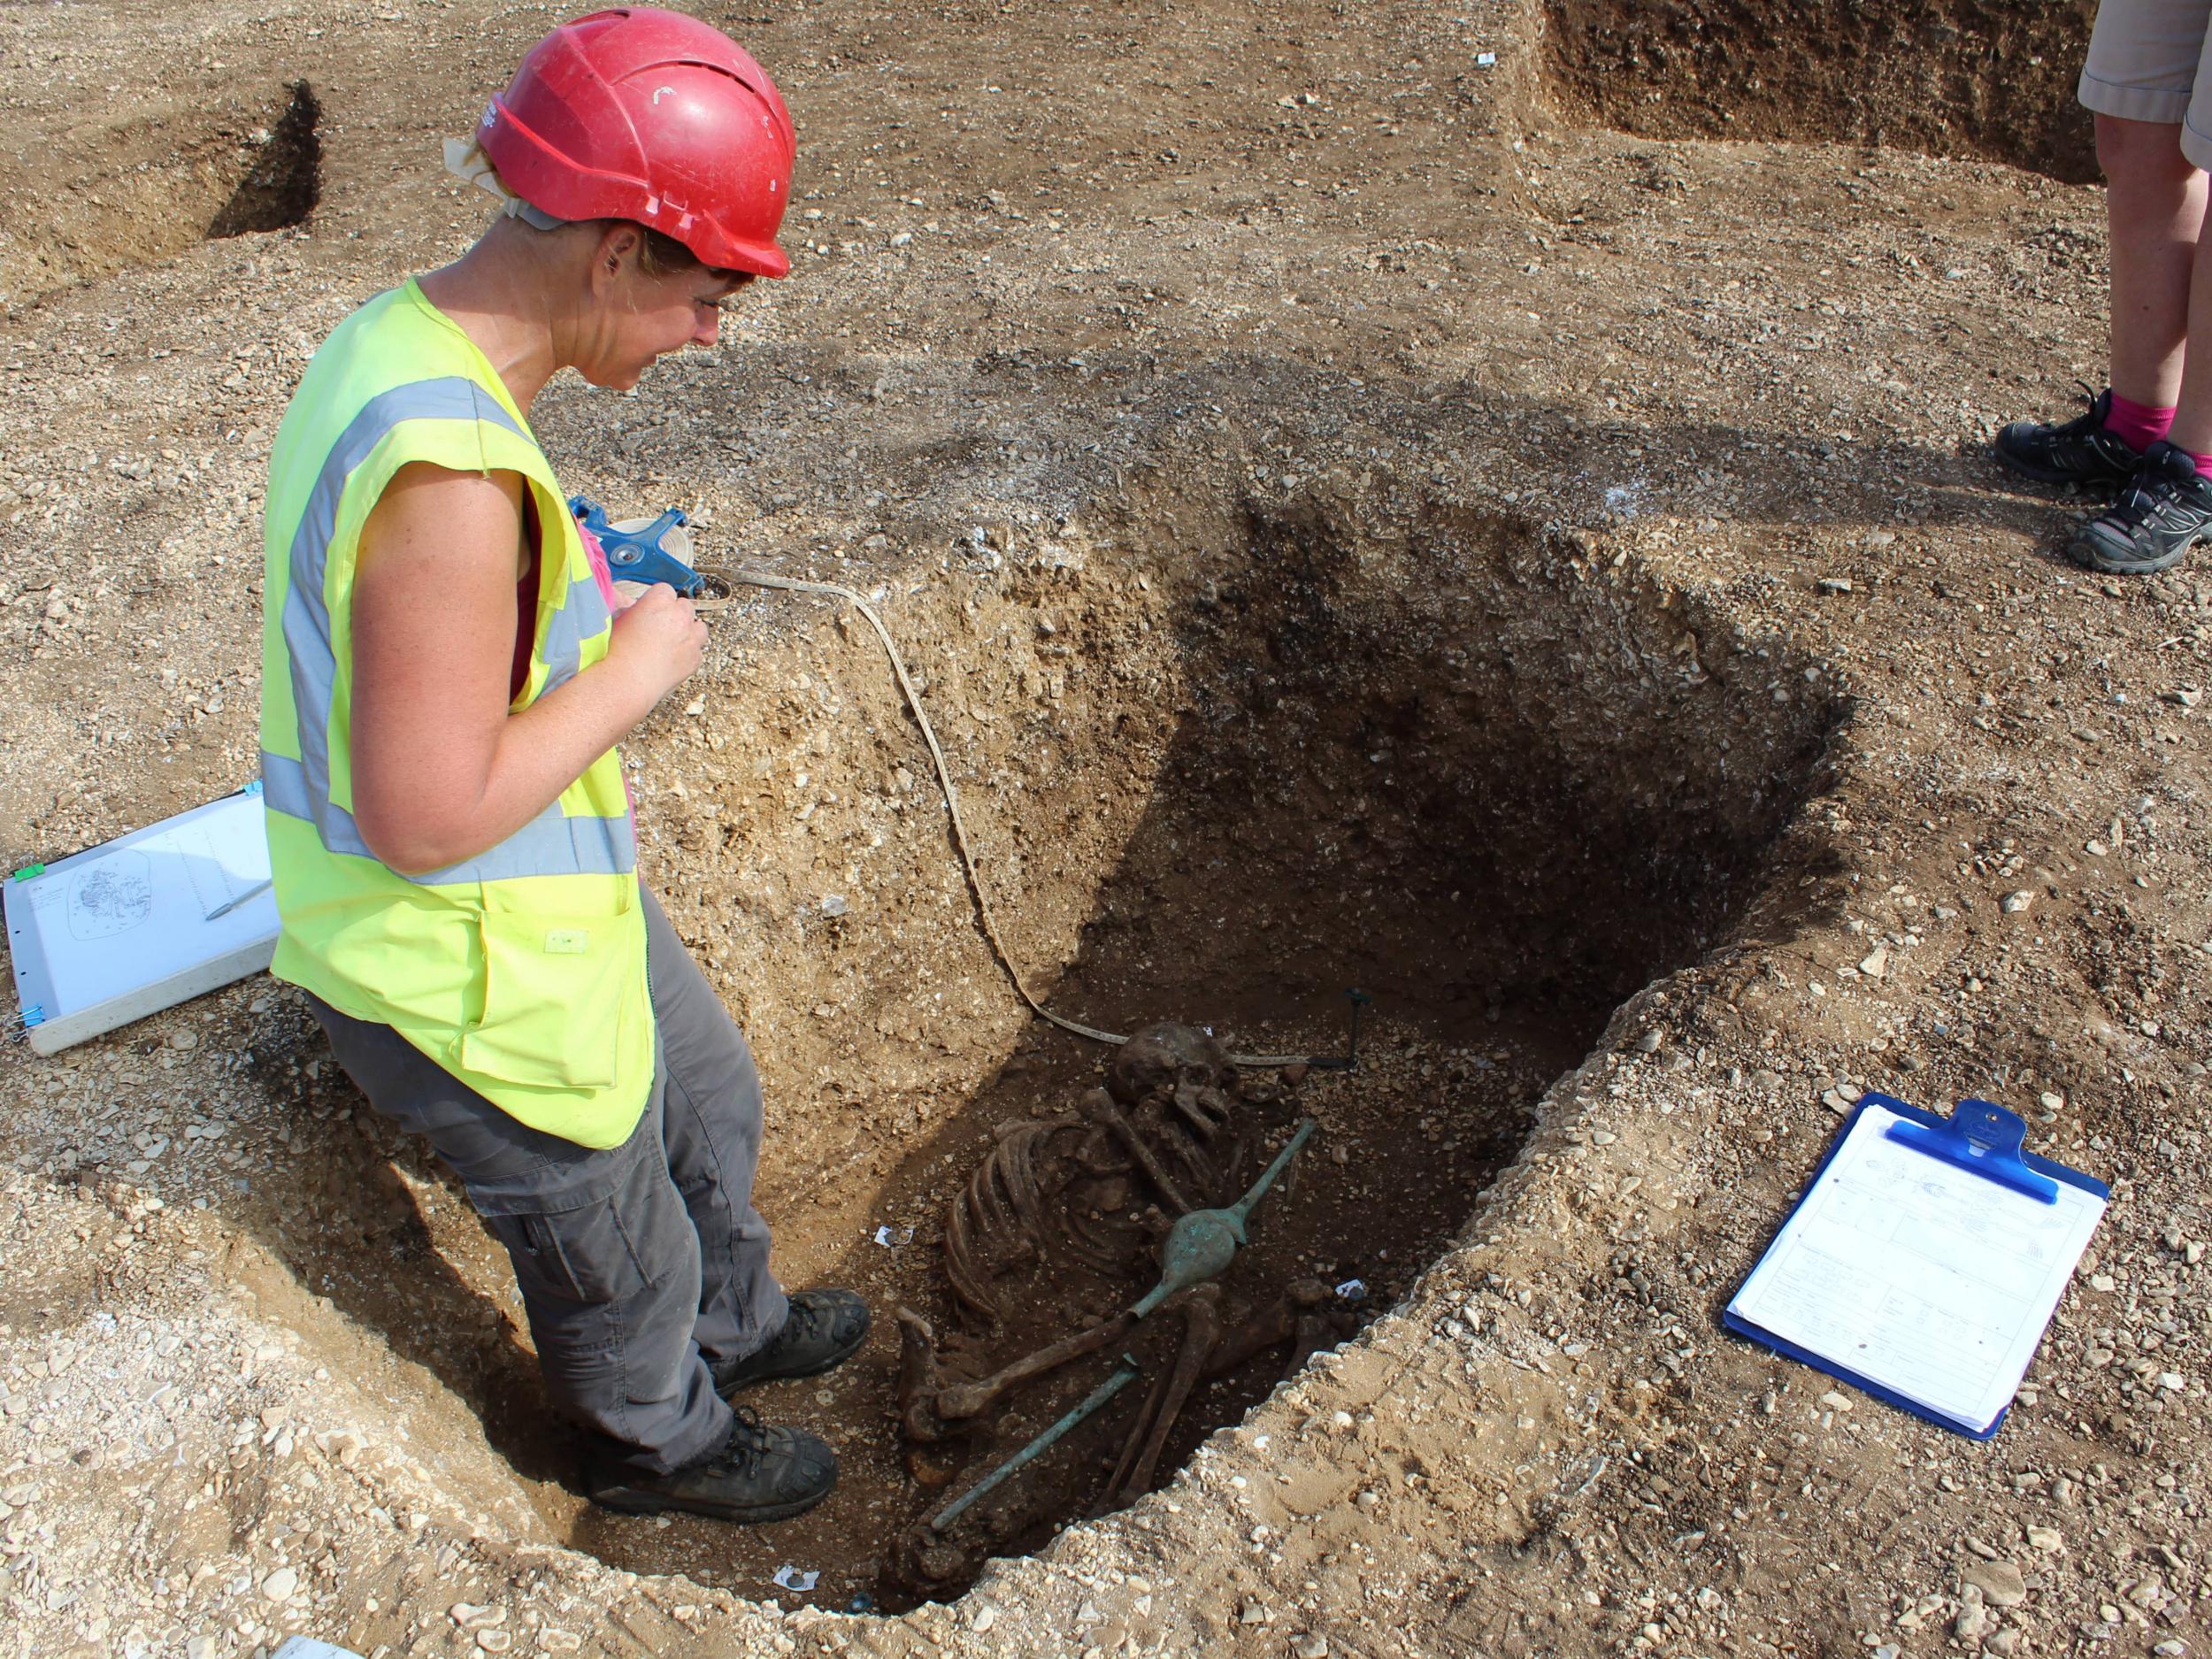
[5,785,279,1054]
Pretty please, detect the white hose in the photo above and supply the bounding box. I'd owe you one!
[704,566,1320,1069]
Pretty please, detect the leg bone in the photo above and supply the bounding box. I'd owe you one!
[1282,1310,1333,1382]
[1204,1279,1334,1379]
[1103,1285,1223,1508]
[934,1309,1141,1423]
[895,1306,959,1442]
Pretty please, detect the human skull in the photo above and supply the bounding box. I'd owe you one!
[1107,1022,1238,1135]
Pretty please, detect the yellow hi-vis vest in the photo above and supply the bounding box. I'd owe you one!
[259,278,655,1148]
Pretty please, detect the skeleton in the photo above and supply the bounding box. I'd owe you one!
[941,1023,1264,1324]
[890,1025,1369,1594]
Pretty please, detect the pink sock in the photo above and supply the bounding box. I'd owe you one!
[2104,391,2177,452]
[2190,449,2212,480]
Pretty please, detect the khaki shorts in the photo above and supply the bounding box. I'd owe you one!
[2082,0,2212,166]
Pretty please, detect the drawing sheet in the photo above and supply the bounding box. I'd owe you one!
[7,789,277,1045]
[1728,1102,2106,1432]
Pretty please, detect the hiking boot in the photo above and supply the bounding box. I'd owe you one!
[1994,388,2146,491]
[2068,441,2212,575]
[588,1408,837,1525]
[715,1289,870,1394]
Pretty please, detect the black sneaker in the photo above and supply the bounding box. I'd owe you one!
[715,1289,870,1394]
[2068,441,2212,574]
[588,1407,837,1525]
[1995,388,2145,491]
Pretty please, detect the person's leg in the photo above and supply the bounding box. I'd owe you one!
[2159,33,2212,451]
[307,990,733,1479]
[2070,6,2212,573]
[2003,0,2212,488]
[638,891,868,1387]
[637,889,788,1368]
[2102,116,2207,419]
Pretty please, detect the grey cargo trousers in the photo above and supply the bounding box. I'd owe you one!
[305,889,788,1478]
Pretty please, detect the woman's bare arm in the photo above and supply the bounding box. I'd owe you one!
[348,462,704,875]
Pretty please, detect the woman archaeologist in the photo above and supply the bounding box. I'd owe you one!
[257,6,865,1525]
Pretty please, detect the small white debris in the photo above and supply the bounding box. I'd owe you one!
[772,1565,818,1592]
[872,1225,914,1248]
[1334,1279,1367,1301]
[819,894,849,918]
[2001,890,2033,914]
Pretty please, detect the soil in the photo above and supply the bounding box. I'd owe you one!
[0,1,2208,1657]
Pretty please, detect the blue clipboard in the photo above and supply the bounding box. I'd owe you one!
[1722,1092,2109,1440]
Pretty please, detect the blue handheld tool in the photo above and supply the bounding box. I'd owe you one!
[567,496,710,597]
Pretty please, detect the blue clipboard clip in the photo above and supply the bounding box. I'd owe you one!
[1885,1098,2059,1205]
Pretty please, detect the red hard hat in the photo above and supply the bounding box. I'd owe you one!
[477,6,796,278]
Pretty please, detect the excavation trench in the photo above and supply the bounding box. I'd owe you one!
[281,484,1840,1611]
[1541,0,2097,182]
[0,81,319,309]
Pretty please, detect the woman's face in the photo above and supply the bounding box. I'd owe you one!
[580,244,749,390]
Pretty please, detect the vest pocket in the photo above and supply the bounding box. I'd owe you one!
[461,909,635,1091]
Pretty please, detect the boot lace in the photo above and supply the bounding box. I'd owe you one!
[718,1406,772,1476]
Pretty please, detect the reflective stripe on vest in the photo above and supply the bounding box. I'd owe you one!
[266,375,633,884]
[257,751,635,881]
